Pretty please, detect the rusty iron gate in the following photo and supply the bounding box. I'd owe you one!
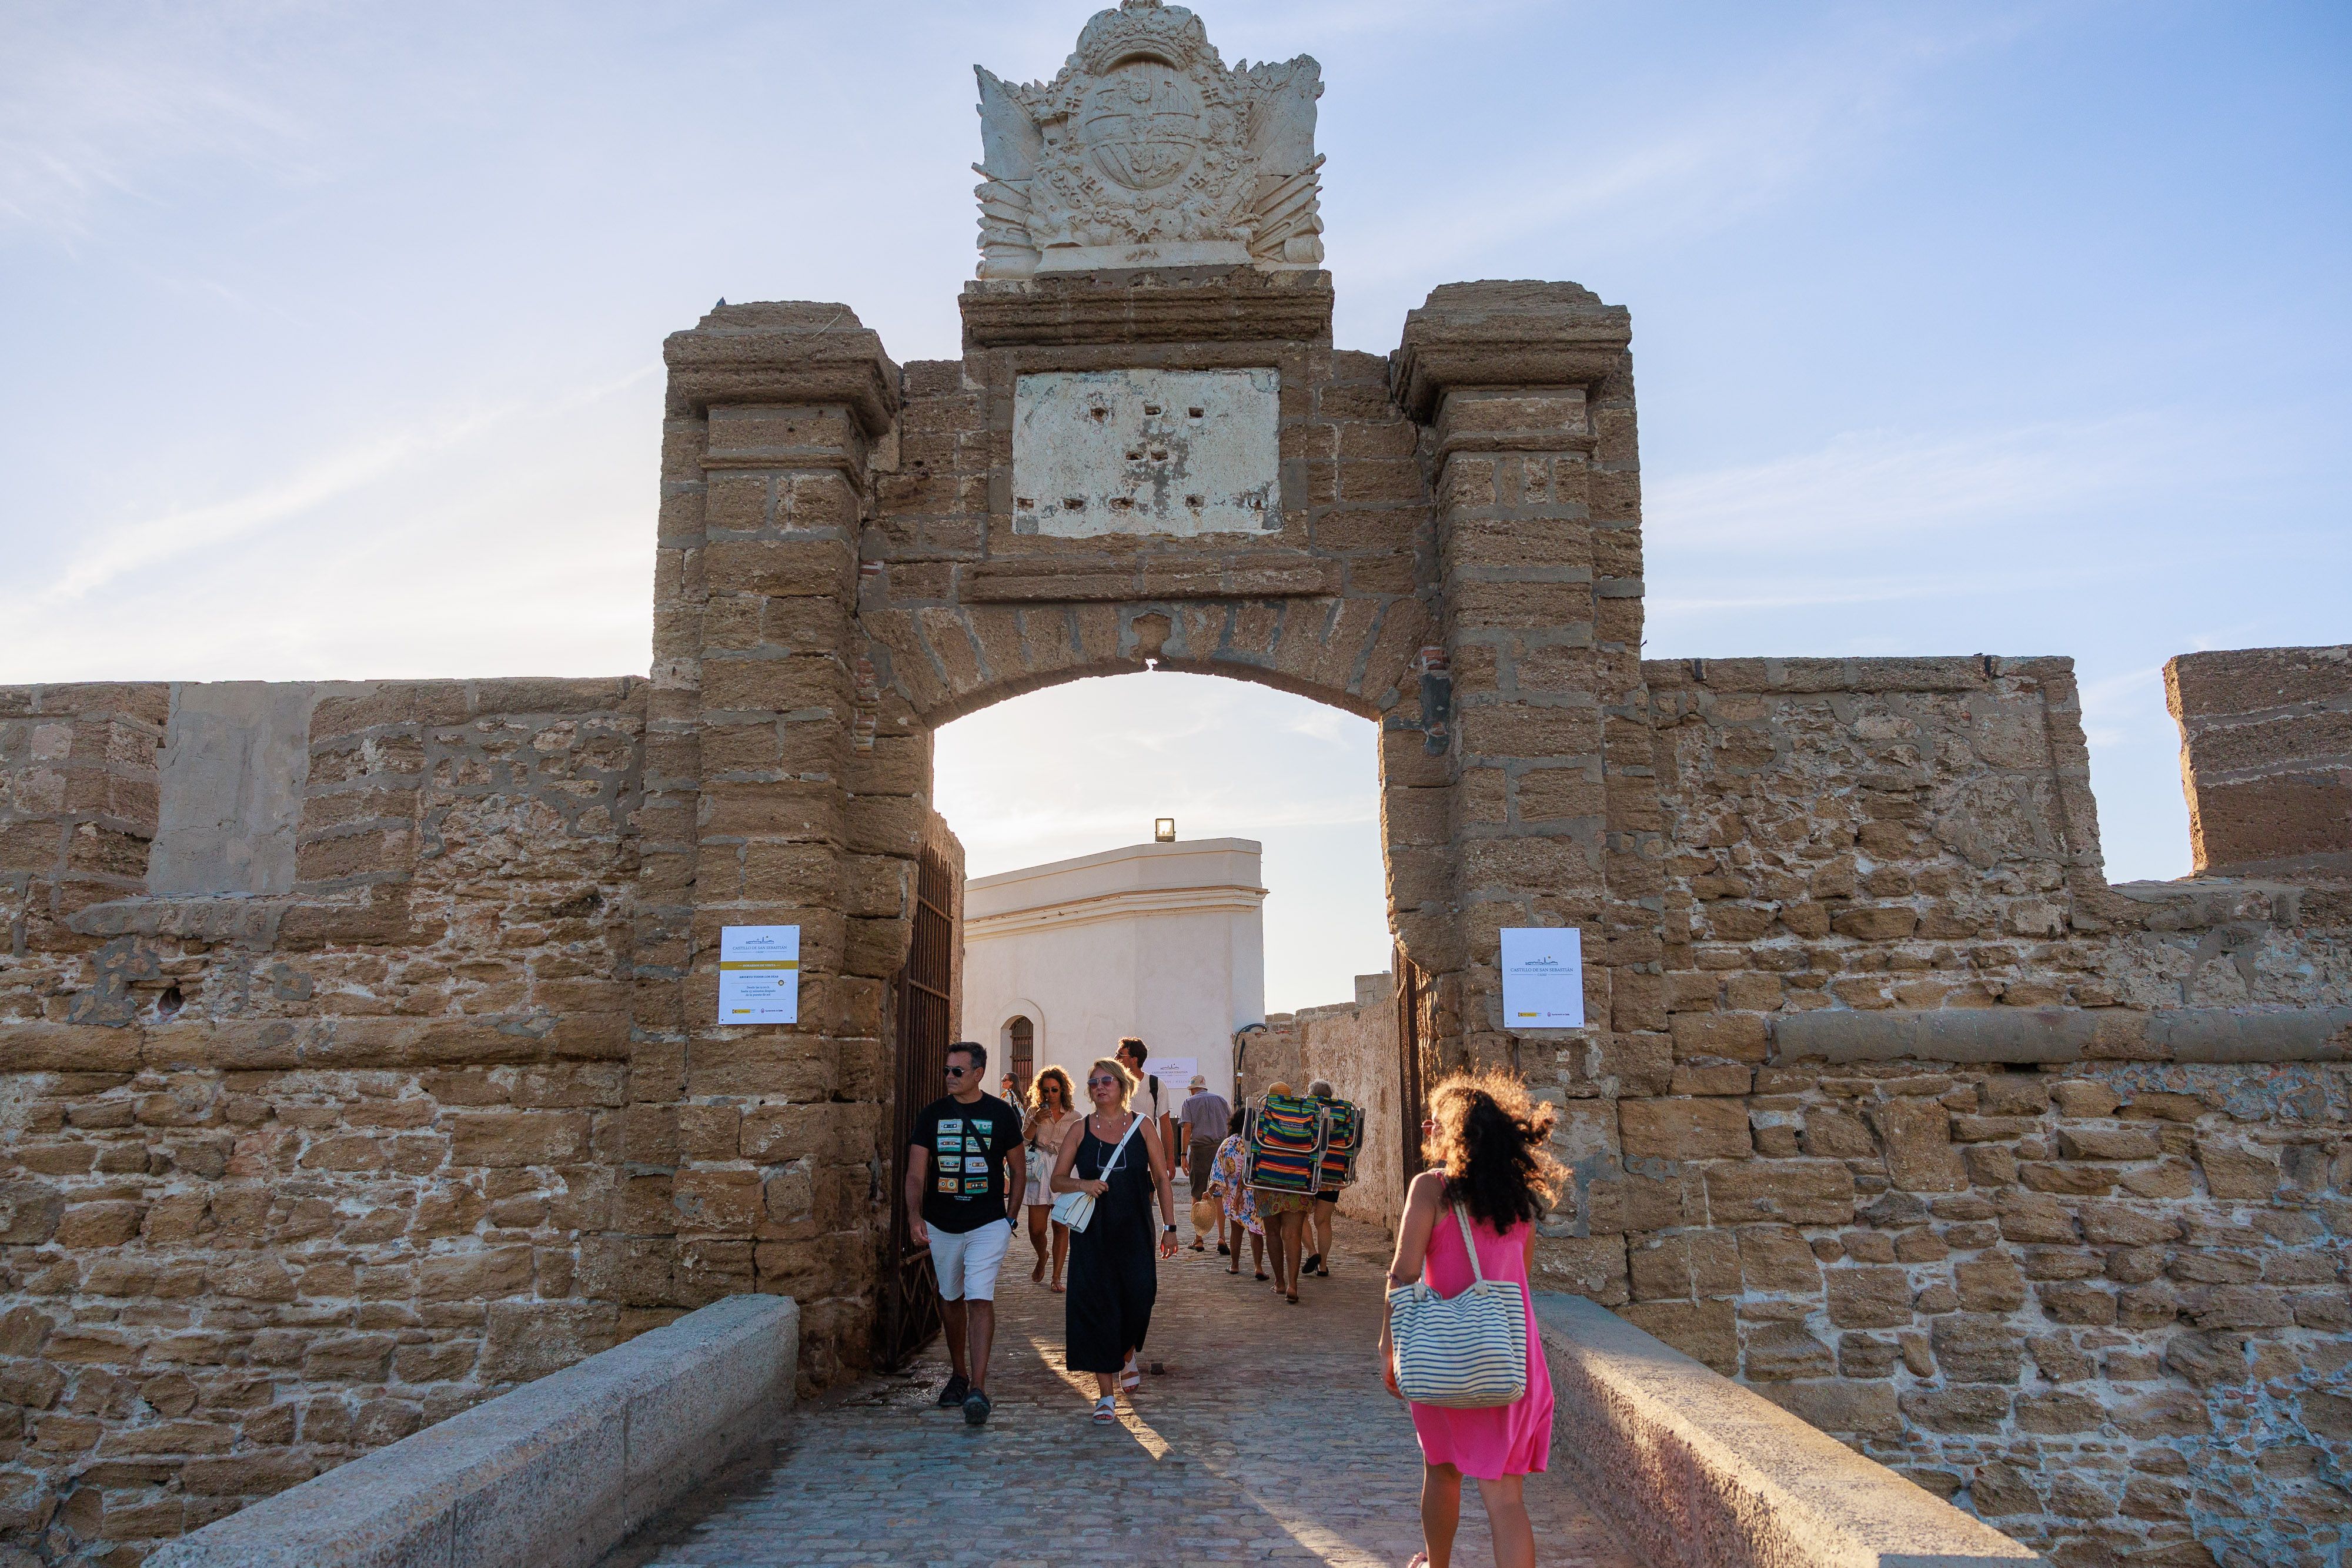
[1395,944,1434,1181]
[879,842,957,1369]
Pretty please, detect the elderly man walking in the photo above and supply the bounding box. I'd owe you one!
[1177,1073,1232,1252]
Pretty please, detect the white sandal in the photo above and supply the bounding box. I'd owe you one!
[1091,1395,1117,1423]
[1118,1355,1141,1392]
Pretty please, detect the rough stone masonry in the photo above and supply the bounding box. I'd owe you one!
[2,4,2349,1564]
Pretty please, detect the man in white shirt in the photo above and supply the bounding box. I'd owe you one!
[1115,1037,1177,1189]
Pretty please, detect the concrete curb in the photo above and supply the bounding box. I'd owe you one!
[148,1293,798,1568]
[1536,1293,2048,1568]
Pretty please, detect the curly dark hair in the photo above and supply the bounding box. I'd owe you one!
[1424,1069,1566,1231]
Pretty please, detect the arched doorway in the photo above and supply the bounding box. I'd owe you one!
[654,274,1643,1379]
[1003,1014,1034,1095]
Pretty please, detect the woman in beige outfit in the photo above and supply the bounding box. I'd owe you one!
[1021,1066,1080,1291]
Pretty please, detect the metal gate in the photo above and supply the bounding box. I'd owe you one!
[878,843,957,1369]
[1395,944,1434,1180]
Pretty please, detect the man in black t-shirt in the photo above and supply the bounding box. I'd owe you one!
[903,1040,1026,1426]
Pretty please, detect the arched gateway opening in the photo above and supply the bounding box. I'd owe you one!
[882,660,1402,1364]
[652,269,1643,1381]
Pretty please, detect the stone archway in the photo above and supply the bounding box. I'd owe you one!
[647,268,1653,1378]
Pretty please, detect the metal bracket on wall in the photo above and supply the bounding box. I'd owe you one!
[1418,647,1452,755]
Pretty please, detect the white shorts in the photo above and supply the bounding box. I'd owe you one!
[930,1217,1013,1302]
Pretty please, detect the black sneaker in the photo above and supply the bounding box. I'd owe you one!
[1303,1253,1322,1273]
[1217,1242,1230,1256]
[936,1373,970,1408]
[963,1388,992,1426]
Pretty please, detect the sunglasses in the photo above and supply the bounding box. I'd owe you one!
[1087,1076,1120,1088]
[944,1065,973,1077]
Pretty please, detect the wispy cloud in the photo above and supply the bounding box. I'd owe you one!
[0,5,312,242]
[1345,9,2029,282]
[1648,414,2178,553]
[2076,660,2173,751]
[36,367,654,604]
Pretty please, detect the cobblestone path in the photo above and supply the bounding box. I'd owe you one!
[602,1215,1643,1567]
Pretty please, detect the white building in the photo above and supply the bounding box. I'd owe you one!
[960,838,1266,1105]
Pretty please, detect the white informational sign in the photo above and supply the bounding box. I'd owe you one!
[1142,1057,1198,1101]
[1500,927,1585,1029]
[718,925,800,1025]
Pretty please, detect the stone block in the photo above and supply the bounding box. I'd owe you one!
[1931,1314,2024,1383]
[2056,1126,2163,1161]
[1616,1298,1738,1374]
[1703,1160,1855,1226]
[1668,1012,1768,1063]
[1531,1235,1629,1306]
[1825,1266,1912,1329]
[450,1112,593,1168]
[1830,905,1917,941]
[2197,1138,2280,1200]
[2112,1389,2213,1438]
[1628,1231,1739,1301]
[1800,1108,1877,1159]
[1977,1075,2050,1116]
[1953,1253,2028,1312]
[1742,1322,1835,1382]
[1899,1385,2010,1433]
[1736,1224,1821,1295]
[1866,1099,1964,1192]
[0,1181,64,1246]
[2037,1282,2119,1325]
[1620,1097,1751,1161]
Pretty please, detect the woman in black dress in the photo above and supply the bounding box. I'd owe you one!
[1051,1055,1180,1424]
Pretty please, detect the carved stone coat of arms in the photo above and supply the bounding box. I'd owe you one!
[973,0,1325,277]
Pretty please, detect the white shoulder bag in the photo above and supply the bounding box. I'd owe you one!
[1050,1112,1142,1234]
[1386,1203,1528,1408]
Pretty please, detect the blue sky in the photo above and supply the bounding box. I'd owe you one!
[5,1,2346,1011]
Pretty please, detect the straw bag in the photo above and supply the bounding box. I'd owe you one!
[1386,1205,1527,1408]
[1050,1112,1141,1234]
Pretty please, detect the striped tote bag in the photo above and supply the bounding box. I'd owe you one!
[1386,1205,1527,1408]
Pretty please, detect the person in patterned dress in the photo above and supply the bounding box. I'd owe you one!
[1205,1106,1265,1280]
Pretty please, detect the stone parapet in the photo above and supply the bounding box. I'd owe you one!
[1537,1292,2046,1567]
[146,1292,797,1568]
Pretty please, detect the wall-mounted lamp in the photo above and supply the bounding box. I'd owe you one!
[1154,818,1176,842]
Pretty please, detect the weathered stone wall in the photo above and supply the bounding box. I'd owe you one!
[1,678,659,1559]
[2170,643,2352,881]
[1292,973,1408,1236]
[1530,654,2352,1567]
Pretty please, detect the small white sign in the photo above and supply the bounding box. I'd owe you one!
[1501,927,1585,1029]
[719,925,800,1025]
[1142,1056,1198,1097]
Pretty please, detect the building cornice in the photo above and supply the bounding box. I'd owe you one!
[965,881,1267,942]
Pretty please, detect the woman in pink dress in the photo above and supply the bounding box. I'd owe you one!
[1378,1069,1565,1568]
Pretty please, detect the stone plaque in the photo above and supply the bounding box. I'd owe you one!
[1013,367,1278,537]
